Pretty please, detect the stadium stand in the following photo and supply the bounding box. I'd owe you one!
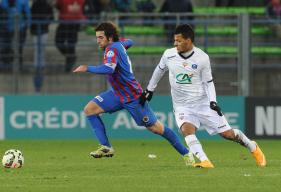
[0,6,280,96]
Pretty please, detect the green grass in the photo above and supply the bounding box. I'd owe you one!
[0,140,280,192]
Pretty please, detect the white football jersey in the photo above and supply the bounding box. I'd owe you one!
[147,46,213,108]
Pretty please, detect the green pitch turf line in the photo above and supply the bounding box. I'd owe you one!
[0,140,280,192]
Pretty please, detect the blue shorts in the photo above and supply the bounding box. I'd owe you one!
[92,90,157,127]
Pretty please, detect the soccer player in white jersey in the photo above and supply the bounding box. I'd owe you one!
[139,24,266,168]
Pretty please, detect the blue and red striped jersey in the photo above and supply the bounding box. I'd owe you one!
[103,40,143,103]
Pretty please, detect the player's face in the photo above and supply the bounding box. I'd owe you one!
[96,31,110,49]
[174,34,193,53]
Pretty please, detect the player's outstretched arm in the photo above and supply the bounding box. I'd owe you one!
[73,64,115,74]
[73,65,88,73]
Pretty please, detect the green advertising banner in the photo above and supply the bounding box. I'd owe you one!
[0,95,244,140]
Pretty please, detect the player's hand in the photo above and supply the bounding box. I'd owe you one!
[210,101,223,116]
[139,89,153,106]
[73,65,88,73]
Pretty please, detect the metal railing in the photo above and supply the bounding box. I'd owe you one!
[0,13,280,96]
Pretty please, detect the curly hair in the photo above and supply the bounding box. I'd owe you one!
[95,22,119,42]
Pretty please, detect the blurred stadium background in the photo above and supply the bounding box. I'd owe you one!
[1,0,281,191]
[0,0,280,140]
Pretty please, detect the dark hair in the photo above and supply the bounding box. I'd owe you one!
[95,22,119,42]
[174,24,194,42]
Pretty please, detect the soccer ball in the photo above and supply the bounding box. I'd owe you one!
[2,149,24,168]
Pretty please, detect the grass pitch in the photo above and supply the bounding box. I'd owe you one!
[0,140,280,192]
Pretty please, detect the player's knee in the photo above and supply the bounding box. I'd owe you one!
[147,121,164,135]
[180,123,196,136]
[83,106,92,115]
[84,106,99,116]
[84,101,104,115]
[220,130,235,140]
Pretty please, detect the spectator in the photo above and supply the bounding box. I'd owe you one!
[160,0,194,43]
[267,0,281,39]
[31,0,54,69]
[135,0,156,25]
[0,0,31,71]
[84,0,115,18]
[55,0,87,72]
[0,3,7,69]
[114,0,131,12]
[136,0,155,13]
[30,0,54,92]
[216,0,266,6]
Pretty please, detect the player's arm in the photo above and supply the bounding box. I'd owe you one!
[73,48,118,74]
[120,38,133,49]
[73,64,115,74]
[202,56,223,116]
[139,52,168,106]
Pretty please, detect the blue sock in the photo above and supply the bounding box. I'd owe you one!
[162,127,189,156]
[87,114,111,147]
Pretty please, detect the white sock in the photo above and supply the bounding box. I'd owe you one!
[233,129,256,152]
[185,134,208,161]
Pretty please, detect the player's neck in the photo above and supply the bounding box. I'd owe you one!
[180,47,194,57]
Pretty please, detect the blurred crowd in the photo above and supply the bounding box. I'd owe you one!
[0,0,194,73]
[0,0,280,92]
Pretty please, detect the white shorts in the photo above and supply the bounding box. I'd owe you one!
[174,104,231,135]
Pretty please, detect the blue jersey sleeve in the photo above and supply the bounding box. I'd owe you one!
[120,38,133,49]
[87,64,114,74]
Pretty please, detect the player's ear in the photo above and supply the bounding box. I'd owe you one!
[108,36,114,43]
[187,38,193,44]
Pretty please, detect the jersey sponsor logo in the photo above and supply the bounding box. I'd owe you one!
[175,73,193,84]
[218,124,226,129]
[106,50,115,58]
[192,64,198,69]
[95,96,104,102]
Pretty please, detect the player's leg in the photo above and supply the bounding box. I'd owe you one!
[174,108,214,168]
[149,120,195,166]
[200,104,266,167]
[85,90,122,158]
[219,129,266,167]
[180,123,214,168]
[124,100,193,164]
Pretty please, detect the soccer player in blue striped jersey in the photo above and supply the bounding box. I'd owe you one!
[73,22,194,165]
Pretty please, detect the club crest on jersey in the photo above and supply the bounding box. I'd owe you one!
[143,116,149,123]
[192,64,198,69]
[182,62,188,67]
[176,73,193,84]
[106,50,115,57]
